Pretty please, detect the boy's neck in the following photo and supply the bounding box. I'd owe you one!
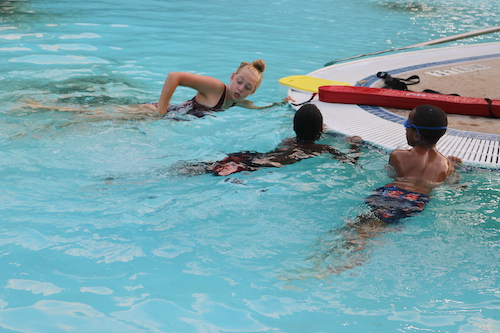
[413,143,437,151]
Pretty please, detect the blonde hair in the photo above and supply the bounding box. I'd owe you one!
[236,59,266,91]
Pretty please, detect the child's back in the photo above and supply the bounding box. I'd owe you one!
[389,145,455,195]
[387,105,456,195]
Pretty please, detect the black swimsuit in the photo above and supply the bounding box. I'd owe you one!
[153,85,236,118]
[186,86,234,117]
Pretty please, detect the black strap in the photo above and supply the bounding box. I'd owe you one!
[291,93,317,106]
[485,98,497,118]
[422,89,460,96]
[376,72,420,91]
[399,74,421,85]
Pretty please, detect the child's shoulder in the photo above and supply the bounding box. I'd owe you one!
[389,147,413,161]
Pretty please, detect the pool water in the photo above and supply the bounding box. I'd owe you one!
[1,0,499,332]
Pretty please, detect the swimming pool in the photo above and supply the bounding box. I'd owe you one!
[1,0,499,332]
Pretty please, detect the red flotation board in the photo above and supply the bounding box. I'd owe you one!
[318,85,500,118]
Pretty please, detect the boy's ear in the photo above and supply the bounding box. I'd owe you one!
[408,129,420,144]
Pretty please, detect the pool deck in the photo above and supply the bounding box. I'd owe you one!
[288,42,500,167]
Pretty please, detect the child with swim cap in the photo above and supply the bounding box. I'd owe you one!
[178,104,361,176]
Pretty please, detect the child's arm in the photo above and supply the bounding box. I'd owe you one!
[329,136,364,164]
[447,156,463,170]
[443,156,463,185]
[325,146,358,164]
[323,136,364,163]
[345,136,363,162]
[384,163,397,179]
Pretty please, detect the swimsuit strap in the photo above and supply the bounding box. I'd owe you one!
[214,86,227,108]
[190,85,227,109]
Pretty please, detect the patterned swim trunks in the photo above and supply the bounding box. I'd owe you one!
[365,185,430,224]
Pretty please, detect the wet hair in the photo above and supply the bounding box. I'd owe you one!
[412,104,448,144]
[293,104,323,142]
[236,59,266,91]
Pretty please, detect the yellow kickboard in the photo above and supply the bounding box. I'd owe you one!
[278,75,350,93]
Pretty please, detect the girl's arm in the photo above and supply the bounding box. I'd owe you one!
[235,96,294,110]
[156,72,224,115]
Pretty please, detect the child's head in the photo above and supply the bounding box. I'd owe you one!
[406,104,447,145]
[293,104,323,142]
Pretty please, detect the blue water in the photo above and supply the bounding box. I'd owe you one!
[1,0,500,332]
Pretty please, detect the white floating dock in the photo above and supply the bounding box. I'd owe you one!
[288,42,500,167]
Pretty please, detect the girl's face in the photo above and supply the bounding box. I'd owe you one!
[227,67,260,101]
